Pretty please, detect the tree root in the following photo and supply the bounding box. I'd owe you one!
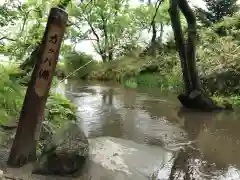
[178,90,233,112]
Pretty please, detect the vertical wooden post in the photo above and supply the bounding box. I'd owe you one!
[7,7,68,167]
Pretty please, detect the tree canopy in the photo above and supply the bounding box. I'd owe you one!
[195,0,239,26]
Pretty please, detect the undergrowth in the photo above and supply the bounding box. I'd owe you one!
[0,64,77,152]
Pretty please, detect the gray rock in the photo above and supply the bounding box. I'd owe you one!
[32,121,89,177]
[84,137,174,180]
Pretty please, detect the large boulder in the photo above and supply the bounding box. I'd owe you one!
[32,121,89,177]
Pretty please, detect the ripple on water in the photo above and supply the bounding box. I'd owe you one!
[60,81,240,180]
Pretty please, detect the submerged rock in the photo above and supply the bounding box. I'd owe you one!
[32,121,89,177]
[83,137,174,180]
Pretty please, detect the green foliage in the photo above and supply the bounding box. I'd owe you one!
[212,95,240,106]
[195,0,239,26]
[0,65,24,123]
[212,13,240,38]
[196,14,240,96]
[0,0,47,59]
[0,64,77,130]
[123,73,183,92]
[0,0,20,27]
[45,92,77,128]
[88,51,183,91]
[0,0,173,64]
[88,12,240,105]
[64,52,97,79]
[55,62,67,79]
[68,0,140,62]
[133,0,171,28]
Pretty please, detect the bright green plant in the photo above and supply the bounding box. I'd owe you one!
[0,64,77,131]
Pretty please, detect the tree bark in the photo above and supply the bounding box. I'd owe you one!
[168,0,191,94]
[86,20,107,62]
[158,23,164,47]
[7,7,68,167]
[100,14,111,61]
[150,21,157,56]
[168,0,224,111]
[169,0,201,93]
[178,0,201,90]
[148,0,157,56]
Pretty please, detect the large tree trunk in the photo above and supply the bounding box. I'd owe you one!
[178,0,201,91]
[168,0,224,111]
[168,0,191,94]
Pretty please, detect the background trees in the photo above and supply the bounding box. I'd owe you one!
[0,0,239,104]
[195,0,239,26]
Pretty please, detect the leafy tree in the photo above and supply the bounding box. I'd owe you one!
[68,0,141,62]
[134,0,170,56]
[0,0,50,60]
[169,0,223,111]
[195,0,239,26]
[0,0,21,27]
[4,0,72,71]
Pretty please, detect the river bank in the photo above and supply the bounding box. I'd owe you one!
[61,14,240,106]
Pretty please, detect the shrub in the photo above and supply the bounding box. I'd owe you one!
[64,52,97,79]
[0,63,77,135]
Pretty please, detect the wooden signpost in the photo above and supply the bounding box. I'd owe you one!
[7,7,68,167]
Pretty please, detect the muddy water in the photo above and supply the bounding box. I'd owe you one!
[57,80,240,180]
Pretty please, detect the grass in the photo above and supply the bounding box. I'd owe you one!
[122,73,183,93]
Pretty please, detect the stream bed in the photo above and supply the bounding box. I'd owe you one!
[56,80,240,180]
[2,80,240,180]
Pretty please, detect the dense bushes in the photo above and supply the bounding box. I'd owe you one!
[64,52,98,79]
[0,65,24,123]
[0,64,77,129]
[197,13,240,95]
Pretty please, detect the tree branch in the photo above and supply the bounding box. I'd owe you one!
[0,36,17,41]
[148,0,164,32]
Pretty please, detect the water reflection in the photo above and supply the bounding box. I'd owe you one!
[59,80,240,179]
[102,88,114,105]
[169,108,240,179]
